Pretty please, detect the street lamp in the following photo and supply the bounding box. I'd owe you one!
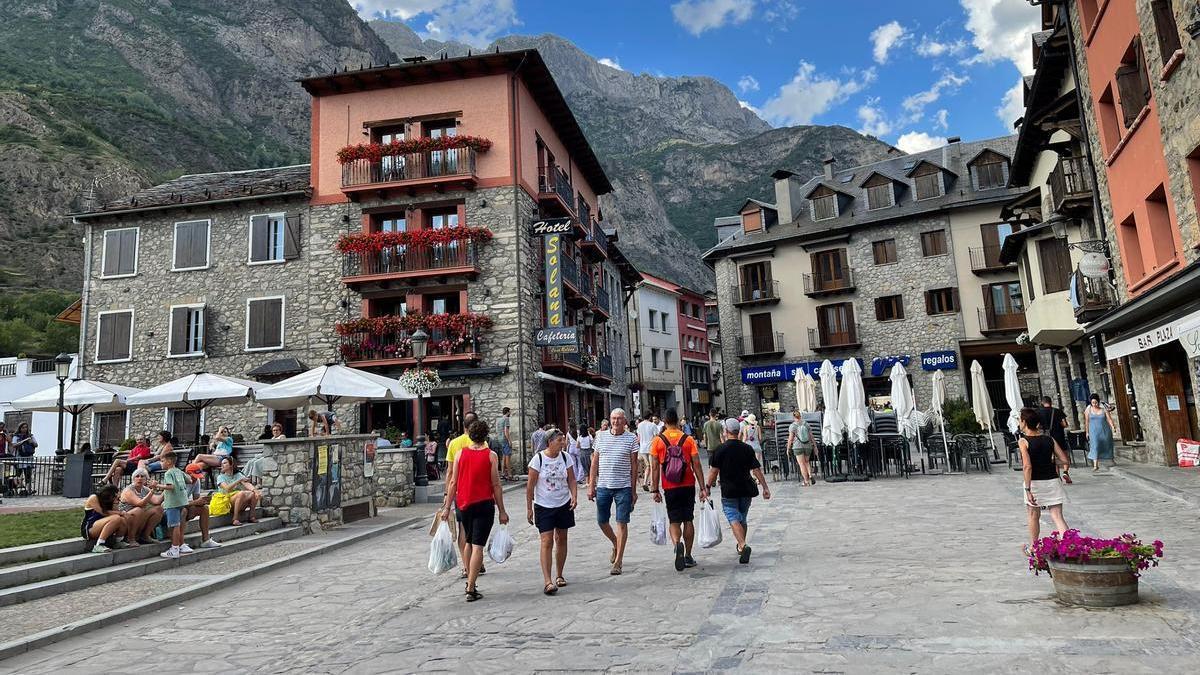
[54,353,72,453]
[410,328,429,488]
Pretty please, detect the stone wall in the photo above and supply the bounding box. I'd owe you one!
[371,446,415,508]
[257,434,374,533]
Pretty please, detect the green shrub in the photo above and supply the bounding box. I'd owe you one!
[944,398,983,435]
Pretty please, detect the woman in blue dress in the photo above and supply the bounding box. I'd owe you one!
[1085,394,1117,471]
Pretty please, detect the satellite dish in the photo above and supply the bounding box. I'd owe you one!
[1078,251,1110,279]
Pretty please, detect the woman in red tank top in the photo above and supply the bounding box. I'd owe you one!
[441,419,509,601]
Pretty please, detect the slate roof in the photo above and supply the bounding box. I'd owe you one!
[705,135,1022,260]
[77,165,312,218]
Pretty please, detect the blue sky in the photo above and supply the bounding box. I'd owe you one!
[353,0,1042,153]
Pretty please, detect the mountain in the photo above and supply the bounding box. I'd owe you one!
[370,25,895,291]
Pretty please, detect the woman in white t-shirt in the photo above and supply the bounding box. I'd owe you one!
[525,430,578,595]
[577,425,595,487]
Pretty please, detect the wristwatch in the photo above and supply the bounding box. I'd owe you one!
[1024,486,1032,491]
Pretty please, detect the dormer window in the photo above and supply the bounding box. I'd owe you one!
[863,174,896,210]
[810,186,838,221]
[912,164,945,200]
[969,150,1010,190]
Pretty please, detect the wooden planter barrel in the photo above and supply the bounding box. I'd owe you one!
[1047,557,1139,607]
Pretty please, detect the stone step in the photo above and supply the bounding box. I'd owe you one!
[0,525,301,608]
[0,509,267,568]
[0,518,283,591]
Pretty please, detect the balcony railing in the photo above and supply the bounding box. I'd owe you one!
[342,240,479,279]
[1049,156,1093,213]
[978,307,1028,333]
[341,147,477,189]
[732,281,780,305]
[969,245,1013,272]
[598,353,614,378]
[580,270,595,300]
[595,285,611,315]
[538,165,574,210]
[543,348,583,369]
[29,358,56,374]
[581,218,609,258]
[561,254,580,292]
[739,332,785,357]
[338,328,480,364]
[802,270,856,296]
[807,325,861,351]
[1073,270,1117,323]
[578,199,592,231]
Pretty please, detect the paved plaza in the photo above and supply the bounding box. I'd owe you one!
[4,466,1200,673]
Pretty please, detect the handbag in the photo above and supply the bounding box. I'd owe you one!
[208,491,232,517]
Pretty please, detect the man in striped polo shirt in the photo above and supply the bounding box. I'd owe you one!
[587,408,639,575]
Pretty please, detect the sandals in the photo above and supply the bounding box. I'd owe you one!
[465,583,482,602]
[232,520,242,526]
[555,576,568,588]
[544,582,558,595]
[609,564,622,576]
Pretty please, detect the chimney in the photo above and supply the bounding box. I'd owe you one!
[822,156,835,180]
[946,136,961,144]
[771,170,801,223]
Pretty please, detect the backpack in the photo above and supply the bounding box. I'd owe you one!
[796,422,811,444]
[658,433,688,484]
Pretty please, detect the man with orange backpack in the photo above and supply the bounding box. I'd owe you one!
[650,408,708,571]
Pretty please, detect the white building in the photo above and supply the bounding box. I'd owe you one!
[627,273,684,418]
[0,356,80,455]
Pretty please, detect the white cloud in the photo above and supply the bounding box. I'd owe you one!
[896,131,948,154]
[356,0,519,48]
[996,79,1025,129]
[934,108,950,131]
[870,21,910,64]
[739,100,763,117]
[901,71,969,120]
[856,97,893,137]
[597,57,624,71]
[960,0,1041,75]
[738,75,760,93]
[761,62,875,126]
[915,35,968,57]
[671,0,755,36]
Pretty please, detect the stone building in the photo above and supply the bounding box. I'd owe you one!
[72,50,636,465]
[705,136,1039,424]
[1059,0,1200,465]
[627,273,686,418]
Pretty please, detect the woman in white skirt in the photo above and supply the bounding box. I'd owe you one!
[1018,408,1072,551]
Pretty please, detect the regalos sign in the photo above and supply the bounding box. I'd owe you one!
[920,351,959,371]
[544,234,565,328]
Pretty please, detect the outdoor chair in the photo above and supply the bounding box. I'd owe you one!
[954,434,991,473]
[923,432,950,472]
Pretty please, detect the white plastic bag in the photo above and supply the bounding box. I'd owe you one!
[649,502,669,546]
[428,519,458,574]
[488,524,515,563]
[696,499,723,549]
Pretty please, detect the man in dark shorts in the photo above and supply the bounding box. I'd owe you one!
[706,418,771,564]
[650,408,708,571]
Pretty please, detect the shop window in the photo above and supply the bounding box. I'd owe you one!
[1145,184,1178,269]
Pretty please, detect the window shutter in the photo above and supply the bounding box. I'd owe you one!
[1152,0,1182,61]
[874,297,884,321]
[283,214,302,259]
[199,306,208,354]
[250,215,269,262]
[98,314,115,360]
[1115,63,1145,127]
[119,230,137,274]
[175,224,190,268]
[951,288,961,312]
[924,291,932,315]
[170,307,189,356]
[113,312,132,360]
[1136,41,1152,110]
[247,301,262,349]
[266,299,283,348]
[102,234,119,276]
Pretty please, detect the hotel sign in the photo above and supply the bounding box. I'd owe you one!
[544,234,565,328]
[531,218,574,236]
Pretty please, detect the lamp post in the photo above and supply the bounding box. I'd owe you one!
[54,353,72,453]
[410,328,429,488]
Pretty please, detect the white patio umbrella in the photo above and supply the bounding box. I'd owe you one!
[11,379,143,452]
[124,372,264,443]
[838,358,870,445]
[819,360,845,447]
[794,368,818,413]
[969,360,996,439]
[929,369,951,457]
[1001,353,1023,435]
[888,363,917,440]
[254,364,415,410]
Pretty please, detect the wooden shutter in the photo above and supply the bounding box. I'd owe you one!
[950,288,960,312]
[112,312,131,360]
[199,306,208,354]
[283,214,301,259]
[170,307,189,356]
[1115,62,1145,127]
[102,233,119,276]
[98,314,115,360]
[1152,0,1182,62]
[923,290,933,315]
[250,215,270,262]
[247,300,264,349]
[266,299,283,348]
[1136,41,1152,109]
[119,230,136,274]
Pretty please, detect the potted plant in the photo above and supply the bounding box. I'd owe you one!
[398,367,442,397]
[1028,529,1164,607]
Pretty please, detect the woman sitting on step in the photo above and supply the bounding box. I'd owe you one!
[213,457,261,526]
[82,485,131,553]
[118,469,165,545]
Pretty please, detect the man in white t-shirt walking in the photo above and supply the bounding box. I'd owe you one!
[588,408,640,575]
[635,413,658,492]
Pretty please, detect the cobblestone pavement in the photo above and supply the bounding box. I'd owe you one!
[4,467,1200,673]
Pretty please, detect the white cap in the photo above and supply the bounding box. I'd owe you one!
[722,418,741,434]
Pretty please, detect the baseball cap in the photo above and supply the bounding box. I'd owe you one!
[723,418,741,435]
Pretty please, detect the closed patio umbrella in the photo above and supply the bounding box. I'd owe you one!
[888,363,917,440]
[254,364,415,410]
[970,360,996,437]
[1001,353,1023,435]
[795,368,818,413]
[11,379,143,452]
[929,369,951,458]
[819,360,845,447]
[838,358,870,445]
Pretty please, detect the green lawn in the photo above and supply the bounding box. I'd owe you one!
[0,510,80,549]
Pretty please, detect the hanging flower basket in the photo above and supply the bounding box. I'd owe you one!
[399,367,442,397]
[335,227,493,255]
[1028,529,1164,607]
[336,135,494,164]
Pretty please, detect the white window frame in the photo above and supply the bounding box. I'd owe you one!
[164,407,206,440]
[245,295,286,352]
[172,219,212,272]
[90,410,130,448]
[167,303,206,359]
[99,227,140,279]
[247,212,287,266]
[94,309,135,364]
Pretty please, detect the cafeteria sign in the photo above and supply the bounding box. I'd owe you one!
[535,326,579,347]
[920,350,959,371]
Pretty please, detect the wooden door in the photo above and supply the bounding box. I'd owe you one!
[749,313,774,353]
[1152,343,1193,465]
[818,303,853,346]
[813,249,847,291]
[980,223,1015,267]
[740,262,770,299]
[1110,358,1134,441]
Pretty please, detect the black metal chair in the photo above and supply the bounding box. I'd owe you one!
[923,432,950,472]
[954,434,991,473]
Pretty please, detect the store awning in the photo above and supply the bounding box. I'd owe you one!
[536,371,614,395]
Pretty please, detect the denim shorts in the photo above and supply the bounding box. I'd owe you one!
[595,486,633,525]
[164,506,185,528]
[146,461,163,473]
[721,497,752,525]
[498,439,512,457]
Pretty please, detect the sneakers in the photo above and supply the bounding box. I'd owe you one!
[91,544,112,554]
[683,555,697,568]
[673,542,685,572]
[738,545,752,565]
[178,543,195,554]
[109,539,130,550]
[160,546,180,559]
[200,538,221,549]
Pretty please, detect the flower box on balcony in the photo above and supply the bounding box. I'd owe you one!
[336,135,493,164]
[336,227,493,255]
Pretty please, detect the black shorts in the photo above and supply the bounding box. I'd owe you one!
[533,503,575,533]
[459,500,496,546]
[664,486,696,523]
[122,460,143,475]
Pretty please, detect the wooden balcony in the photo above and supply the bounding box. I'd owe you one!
[1073,269,1117,324]
[731,281,780,307]
[1048,156,1093,215]
[738,332,785,358]
[969,245,1015,274]
[338,327,480,368]
[542,347,585,373]
[807,325,861,351]
[340,147,477,194]
[978,307,1028,334]
[802,271,856,297]
[342,239,481,286]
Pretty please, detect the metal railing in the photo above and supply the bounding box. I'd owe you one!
[338,328,480,363]
[977,307,1027,333]
[342,239,479,278]
[580,270,595,300]
[595,286,611,314]
[341,147,477,188]
[1,457,64,496]
[732,281,780,304]
[561,254,580,291]
[583,218,608,256]
[807,324,861,350]
[1049,156,1092,213]
[598,354,614,377]
[802,270,856,296]
[29,359,56,374]
[578,199,592,231]
[969,245,1012,271]
[543,348,583,368]
[539,165,574,209]
[739,332,785,356]
[1073,269,1116,322]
